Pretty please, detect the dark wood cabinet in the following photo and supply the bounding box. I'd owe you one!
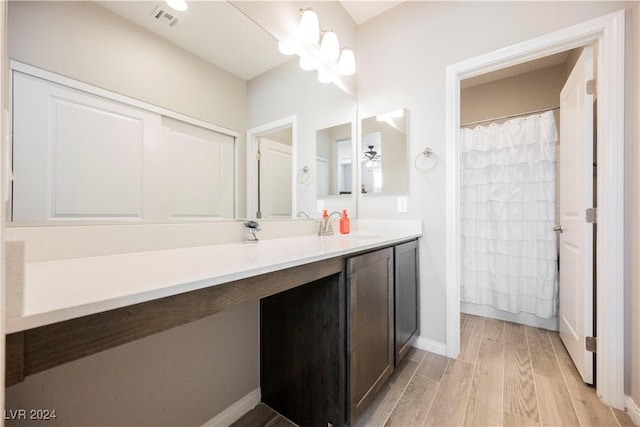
[394,240,420,365]
[261,273,346,427]
[347,247,394,424]
[260,240,419,426]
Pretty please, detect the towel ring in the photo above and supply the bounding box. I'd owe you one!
[297,166,312,184]
[414,147,438,173]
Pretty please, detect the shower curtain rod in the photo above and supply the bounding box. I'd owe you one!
[460,105,559,127]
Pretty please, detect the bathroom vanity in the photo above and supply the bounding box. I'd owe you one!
[5,221,420,426]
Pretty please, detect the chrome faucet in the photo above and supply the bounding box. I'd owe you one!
[244,220,261,243]
[297,211,311,219]
[318,211,342,236]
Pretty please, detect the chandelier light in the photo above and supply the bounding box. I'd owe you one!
[278,8,356,84]
[320,31,340,61]
[338,49,356,76]
[298,9,320,45]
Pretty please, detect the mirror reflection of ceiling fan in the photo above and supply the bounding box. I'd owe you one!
[362,145,381,161]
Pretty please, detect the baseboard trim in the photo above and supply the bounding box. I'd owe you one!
[413,336,447,356]
[202,388,261,427]
[626,395,640,426]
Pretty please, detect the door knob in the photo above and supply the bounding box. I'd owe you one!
[553,225,563,233]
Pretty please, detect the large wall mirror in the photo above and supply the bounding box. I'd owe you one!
[360,109,408,195]
[7,0,357,223]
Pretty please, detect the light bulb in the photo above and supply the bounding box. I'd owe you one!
[165,0,188,12]
[298,9,320,45]
[338,49,356,76]
[299,56,317,71]
[320,31,340,61]
[318,70,334,84]
[278,41,296,56]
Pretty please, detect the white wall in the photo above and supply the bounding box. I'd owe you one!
[356,2,637,387]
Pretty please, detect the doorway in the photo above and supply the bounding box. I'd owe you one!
[445,10,625,408]
[458,46,596,385]
[246,116,297,219]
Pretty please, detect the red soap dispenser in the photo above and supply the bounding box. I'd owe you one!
[322,209,328,219]
[340,209,350,234]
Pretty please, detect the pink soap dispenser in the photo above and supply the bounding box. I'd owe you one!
[340,210,350,234]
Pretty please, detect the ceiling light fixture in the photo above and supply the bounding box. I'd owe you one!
[277,9,356,85]
[165,0,188,12]
[338,49,356,76]
[320,31,340,61]
[298,9,320,45]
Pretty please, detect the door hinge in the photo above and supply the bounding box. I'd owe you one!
[586,79,597,95]
[256,151,261,161]
[586,336,597,353]
[586,207,597,224]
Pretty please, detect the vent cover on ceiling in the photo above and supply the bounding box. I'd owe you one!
[149,5,179,27]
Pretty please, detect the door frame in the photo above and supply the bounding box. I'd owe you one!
[445,10,625,408]
[246,115,297,219]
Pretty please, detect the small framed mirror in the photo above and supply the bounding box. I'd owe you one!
[316,122,353,198]
[360,108,408,195]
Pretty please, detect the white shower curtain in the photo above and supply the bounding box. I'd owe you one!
[460,110,558,319]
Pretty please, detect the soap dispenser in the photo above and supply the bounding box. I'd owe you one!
[340,209,350,234]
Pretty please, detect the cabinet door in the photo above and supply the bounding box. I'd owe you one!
[395,240,420,365]
[348,247,394,423]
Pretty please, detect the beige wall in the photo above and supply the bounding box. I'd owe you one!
[460,63,567,126]
[6,2,259,424]
[357,1,637,410]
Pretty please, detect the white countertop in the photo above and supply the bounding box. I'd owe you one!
[7,224,421,334]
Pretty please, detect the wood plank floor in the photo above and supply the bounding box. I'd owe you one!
[233,314,636,427]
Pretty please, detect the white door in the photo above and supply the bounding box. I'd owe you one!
[558,46,595,384]
[259,137,292,218]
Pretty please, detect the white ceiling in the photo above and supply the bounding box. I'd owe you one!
[339,1,405,25]
[97,1,404,82]
[97,1,290,81]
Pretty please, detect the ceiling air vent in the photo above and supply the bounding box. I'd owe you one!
[149,5,179,27]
